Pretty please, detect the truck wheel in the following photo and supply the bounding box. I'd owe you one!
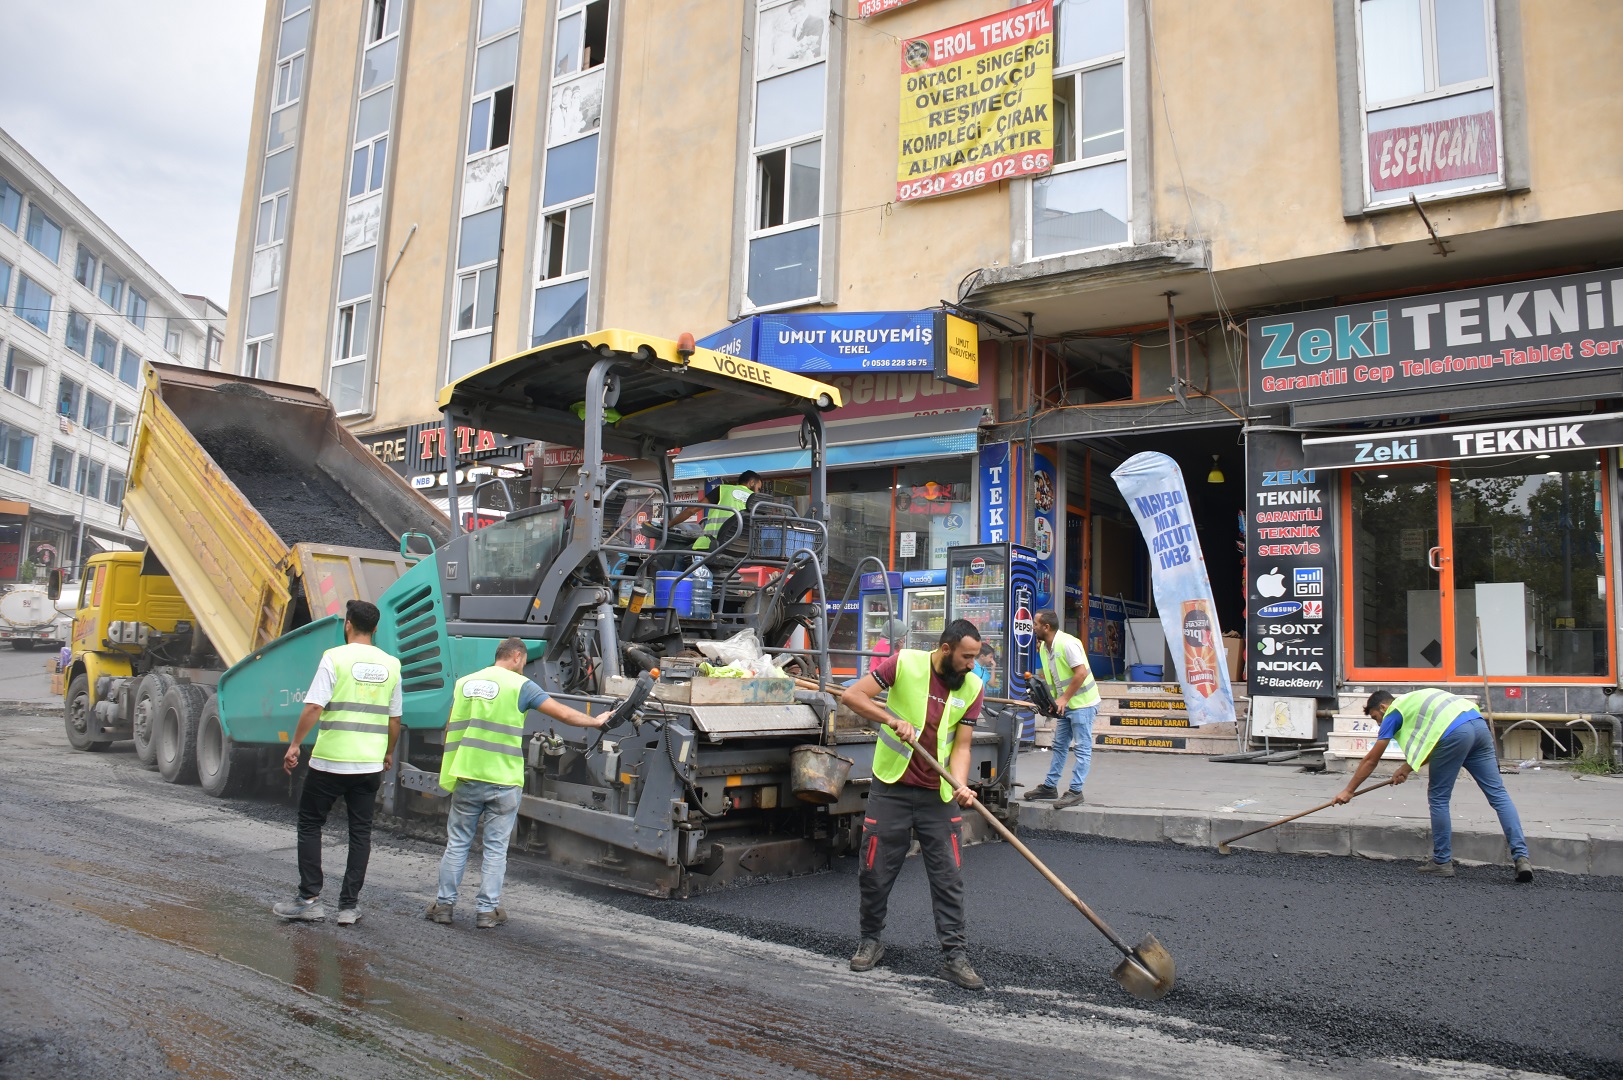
[197,698,252,798]
[131,674,173,769]
[156,684,209,785]
[64,674,110,752]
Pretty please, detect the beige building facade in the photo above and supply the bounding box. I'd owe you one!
[225,0,1623,722]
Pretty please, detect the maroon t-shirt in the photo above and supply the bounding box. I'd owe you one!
[872,653,983,789]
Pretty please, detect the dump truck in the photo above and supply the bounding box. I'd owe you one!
[57,362,450,785]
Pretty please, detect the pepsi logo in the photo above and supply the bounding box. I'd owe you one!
[969,557,986,574]
[1012,606,1034,648]
[1256,601,1302,619]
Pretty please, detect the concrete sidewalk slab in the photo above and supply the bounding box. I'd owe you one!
[1013,745,1623,876]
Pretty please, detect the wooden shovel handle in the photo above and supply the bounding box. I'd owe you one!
[1217,778,1396,849]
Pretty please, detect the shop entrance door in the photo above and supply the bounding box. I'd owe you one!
[1346,466,1450,677]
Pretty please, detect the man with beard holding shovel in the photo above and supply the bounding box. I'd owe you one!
[841,619,987,990]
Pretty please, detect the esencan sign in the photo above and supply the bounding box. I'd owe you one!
[1246,267,1623,408]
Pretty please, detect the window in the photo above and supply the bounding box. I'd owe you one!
[57,377,81,422]
[350,89,392,197]
[369,0,402,43]
[0,176,20,232]
[1031,0,1128,259]
[244,338,274,380]
[553,0,607,77]
[467,34,519,157]
[0,423,34,474]
[99,267,124,311]
[744,0,829,310]
[165,326,181,356]
[1357,0,1500,207]
[206,332,222,367]
[16,274,52,333]
[126,288,147,329]
[0,258,10,308]
[362,36,398,93]
[104,469,126,506]
[91,329,117,373]
[75,458,103,498]
[275,54,305,106]
[118,345,142,387]
[4,347,42,403]
[25,206,62,262]
[48,445,74,488]
[256,192,289,246]
[455,267,497,333]
[330,300,371,414]
[539,205,592,281]
[111,406,133,447]
[75,245,98,289]
[66,310,90,356]
[84,391,111,436]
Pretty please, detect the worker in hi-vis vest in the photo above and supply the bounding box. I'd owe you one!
[673,471,763,551]
[1337,689,1533,882]
[1023,610,1102,809]
[274,600,402,925]
[840,619,988,991]
[425,637,605,929]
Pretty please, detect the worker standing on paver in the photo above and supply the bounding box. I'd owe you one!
[840,619,987,991]
[425,637,606,929]
[1023,610,1101,809]
[1335,689,1533,882]
[274,600,402,925]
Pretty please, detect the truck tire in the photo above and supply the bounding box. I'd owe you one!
[131,673,173,769]
[63,674,110,752]
[156,684,209,785]
[197,698,253,799]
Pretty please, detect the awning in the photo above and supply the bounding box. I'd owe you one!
[1301,410,1623,470]
[675,409,984,480]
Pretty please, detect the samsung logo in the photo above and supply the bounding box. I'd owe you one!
[1256,601,1302,619]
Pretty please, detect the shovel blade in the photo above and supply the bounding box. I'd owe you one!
[1111,933,1176,1001]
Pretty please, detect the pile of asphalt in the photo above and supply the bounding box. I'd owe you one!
[195,427,397,551]
[603,831,1622,1079]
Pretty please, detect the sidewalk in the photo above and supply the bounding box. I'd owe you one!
[0,646,64,715]
[1014,746,1623,876]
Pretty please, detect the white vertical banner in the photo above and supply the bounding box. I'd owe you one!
[1112,452,1236,727]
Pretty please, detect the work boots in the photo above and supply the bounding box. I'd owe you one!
[1514,856,1534,883]
[849,938,885,972]
[939,952,986,991]
[1416,860,1456,877]
[1023,784,1058,801]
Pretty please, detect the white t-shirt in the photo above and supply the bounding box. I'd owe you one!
[305,652,403,774]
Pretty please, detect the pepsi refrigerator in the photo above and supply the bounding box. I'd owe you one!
[945,544,1040,714]
[859,569,949,661]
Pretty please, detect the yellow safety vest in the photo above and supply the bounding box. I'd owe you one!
[1387,689,1478,769]
[1040,630,1101,709]
[311,642,400,764]
[440,664,530,790]
[872,650,983,802]
[693,484,751,551]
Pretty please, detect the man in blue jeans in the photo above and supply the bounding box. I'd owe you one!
[1335,688,1533,882]
[425,638,604,928]
[1023,611,1101,810]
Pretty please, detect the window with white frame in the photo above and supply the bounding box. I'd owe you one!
[206,331,222,368]
[466,3,521,159]
[117,344,141,387]
[92,329,118,373]
[350,89,392,198]
[25,206,63,263]
[111,406,133,447]
[165,325,181,356]
[4,346,42,404]
[57,376,81,422]
[368,0,403,43]
[75,457,103,498]
[743,0,828,311]
[104,468,126,506]
[0,176,21,233]
[0,423,34,474]
[84,390,111,437]
[0,257,10,309]
[1358,0,1499,207]
[244,339,274,380]
[449,206,503,380]
[98,266,124,311]
[531,0,607,348]
[125,288,147,330]
[66,310,90,357]
[16,274,52,334]
[275,53,305,107]
[48,445,73,488]
[74,245,97,290]
[1030,0,1127,259]
[330,295,371,415]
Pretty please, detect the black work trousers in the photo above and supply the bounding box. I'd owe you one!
[297,767,382,909]
[858,780,967,954]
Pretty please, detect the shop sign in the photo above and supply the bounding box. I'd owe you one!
[1368,108,1497,194]
[978,442,1023,544]
[861,0,930,17]
[406,421,526,476]
[896,0,1053,202]
[1301,411,1623,470]
[1246,266,1623,407]
[700,311,979,385]
[1245,431,1337,698]
[361,427,412,478]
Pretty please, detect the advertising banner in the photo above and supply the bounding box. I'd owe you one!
[896,0,1054,202]
[1112,453,1236,726]
[1368,107,1496,193]
[1030,447,1057,610]
[1301,411,1623,470]
[861,0,930,16]
[1246,431,1336,698]
[698,310,980,384]
[979,442,1022,544]
[1247,266,1623,409]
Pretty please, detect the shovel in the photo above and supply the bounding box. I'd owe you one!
[891,727,1176,1001]
[1215,778,1396,854]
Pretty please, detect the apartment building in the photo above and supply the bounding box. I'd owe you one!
[224,0,1621,712]
[0,128,218,579]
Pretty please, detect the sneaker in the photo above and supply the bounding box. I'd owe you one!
[475,908,508,929]
[1514,856,1533,883]
[1022,784,1059,802]
[335,908,361,927]
[849,938,885,972]
[425,902,454,925]
[273,896,326,921]
[1054,789,1086,809]
[939,952,986,991]
[1416,860,1456,878]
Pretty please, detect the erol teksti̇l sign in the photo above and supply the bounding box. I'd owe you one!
[1246,267,1623,407]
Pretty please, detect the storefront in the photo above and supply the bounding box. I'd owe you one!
[362,421,531,529]
[1246,266,1623,722]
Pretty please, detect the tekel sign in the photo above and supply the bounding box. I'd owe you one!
[698,310,979,386]
[1301,411,1623,470]
[1246,267,1623,408]
[1245,430,1336,697]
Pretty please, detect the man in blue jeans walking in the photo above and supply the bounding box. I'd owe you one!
[1336,688,1533,882]
[425,638,604,928]
[1023,611,1101,810]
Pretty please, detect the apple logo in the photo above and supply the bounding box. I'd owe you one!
[1257,567,1286,598]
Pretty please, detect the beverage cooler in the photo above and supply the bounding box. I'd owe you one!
[859,570,948,663]
[945,543,1039,702]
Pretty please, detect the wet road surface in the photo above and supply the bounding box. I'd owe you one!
[2,712,1618,1079]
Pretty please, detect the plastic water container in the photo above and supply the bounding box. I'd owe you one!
[1129,663,1163,682]
[654,571,695,617]
[690,561,713,618]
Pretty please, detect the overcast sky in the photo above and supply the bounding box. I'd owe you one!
[0,1,263,308]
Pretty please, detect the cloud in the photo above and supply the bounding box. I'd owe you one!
[0,0,263,306]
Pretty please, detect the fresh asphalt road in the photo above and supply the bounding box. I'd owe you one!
[2,711,1619,1080]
